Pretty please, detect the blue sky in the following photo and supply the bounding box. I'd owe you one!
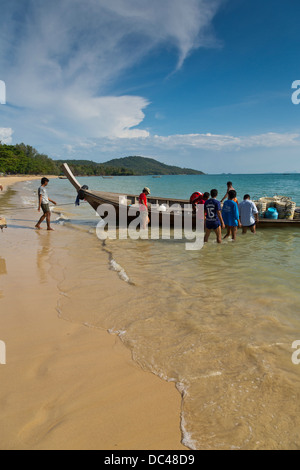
[0,0,300,173]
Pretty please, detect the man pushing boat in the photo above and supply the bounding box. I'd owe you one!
[139,187,151,230]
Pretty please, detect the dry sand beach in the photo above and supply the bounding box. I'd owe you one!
[0,179,185,450]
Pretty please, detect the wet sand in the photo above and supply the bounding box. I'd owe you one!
[0,175,57,194]
[0,181,185,450]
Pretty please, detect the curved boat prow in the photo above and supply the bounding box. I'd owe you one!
[62,163,82,192]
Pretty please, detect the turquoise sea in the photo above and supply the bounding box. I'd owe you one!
[18,174,300,449]
[54,172,300,205]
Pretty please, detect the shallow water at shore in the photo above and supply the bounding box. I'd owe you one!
[82,230,300,449]
[3,178,300,449]
[54,222,300,448]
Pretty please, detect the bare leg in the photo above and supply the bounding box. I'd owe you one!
[204,228,211,243]
[250,225,256,234]
[215,226,222,244]
[231,226,238,241]
[46,212,54,231]
[35,214,46,229]
[223,226,230,239]
[242,226,247,234]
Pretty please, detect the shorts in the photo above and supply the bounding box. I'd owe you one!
[206,221,220,230]
[243,223,256,228]
[41,203,50,214]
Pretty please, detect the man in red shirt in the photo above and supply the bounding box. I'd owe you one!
[139,187,151,229]
[190,191,210,218]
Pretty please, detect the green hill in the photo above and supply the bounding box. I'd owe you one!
[0,143,205,176]
[102,156,204,175]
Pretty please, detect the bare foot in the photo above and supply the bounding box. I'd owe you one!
[35,225,42,230]
[47,228,54,231]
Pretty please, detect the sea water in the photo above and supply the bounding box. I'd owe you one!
[17,175,300,449]
[53,173,300,205]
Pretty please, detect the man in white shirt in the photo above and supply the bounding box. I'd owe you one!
[239,194,259,234]
[35,177,56,230]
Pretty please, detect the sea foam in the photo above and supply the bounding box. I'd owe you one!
[110,259,130,283]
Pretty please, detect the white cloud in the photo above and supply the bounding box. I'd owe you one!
[152,132,300,151]
[0,0,223,142]
[55,130,300,167]
[100,0,223,69]
[60,94,150,139]
[0,128,13,144]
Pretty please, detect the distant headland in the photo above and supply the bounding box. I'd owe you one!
[59,156,205,176]
[0,143,205,176]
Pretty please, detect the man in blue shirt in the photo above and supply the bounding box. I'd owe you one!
[204,189,225,244]
[222,190,240,241]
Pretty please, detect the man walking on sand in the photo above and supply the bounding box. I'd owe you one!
[36,177,56,231]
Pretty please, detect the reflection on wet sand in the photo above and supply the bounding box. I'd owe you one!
[0,258,7,276]
[0,257,7,299]
[36,232,52,284]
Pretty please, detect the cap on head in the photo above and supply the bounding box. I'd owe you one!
[143,187,151,195]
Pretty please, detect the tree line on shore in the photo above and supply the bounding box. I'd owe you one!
[0,143,204,176]
[0,143,135,176]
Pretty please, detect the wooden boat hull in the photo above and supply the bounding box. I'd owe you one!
[63,164,300,229]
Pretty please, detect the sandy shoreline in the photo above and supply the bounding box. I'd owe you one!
[0,175,57,194]
[0,179,185,450]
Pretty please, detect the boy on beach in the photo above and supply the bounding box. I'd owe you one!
[222,190,240,241]
[35,178,56,231]
[239,194,259,234]
[204,189,225,244]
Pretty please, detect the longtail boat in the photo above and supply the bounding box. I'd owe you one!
[63,163,300,229]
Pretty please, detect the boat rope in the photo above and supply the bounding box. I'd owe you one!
[4,202,88,211]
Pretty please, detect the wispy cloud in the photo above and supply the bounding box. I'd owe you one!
[57,131,300,164]
[0,128,13,144]
[0,0,223,142]
[152,132,300,151]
